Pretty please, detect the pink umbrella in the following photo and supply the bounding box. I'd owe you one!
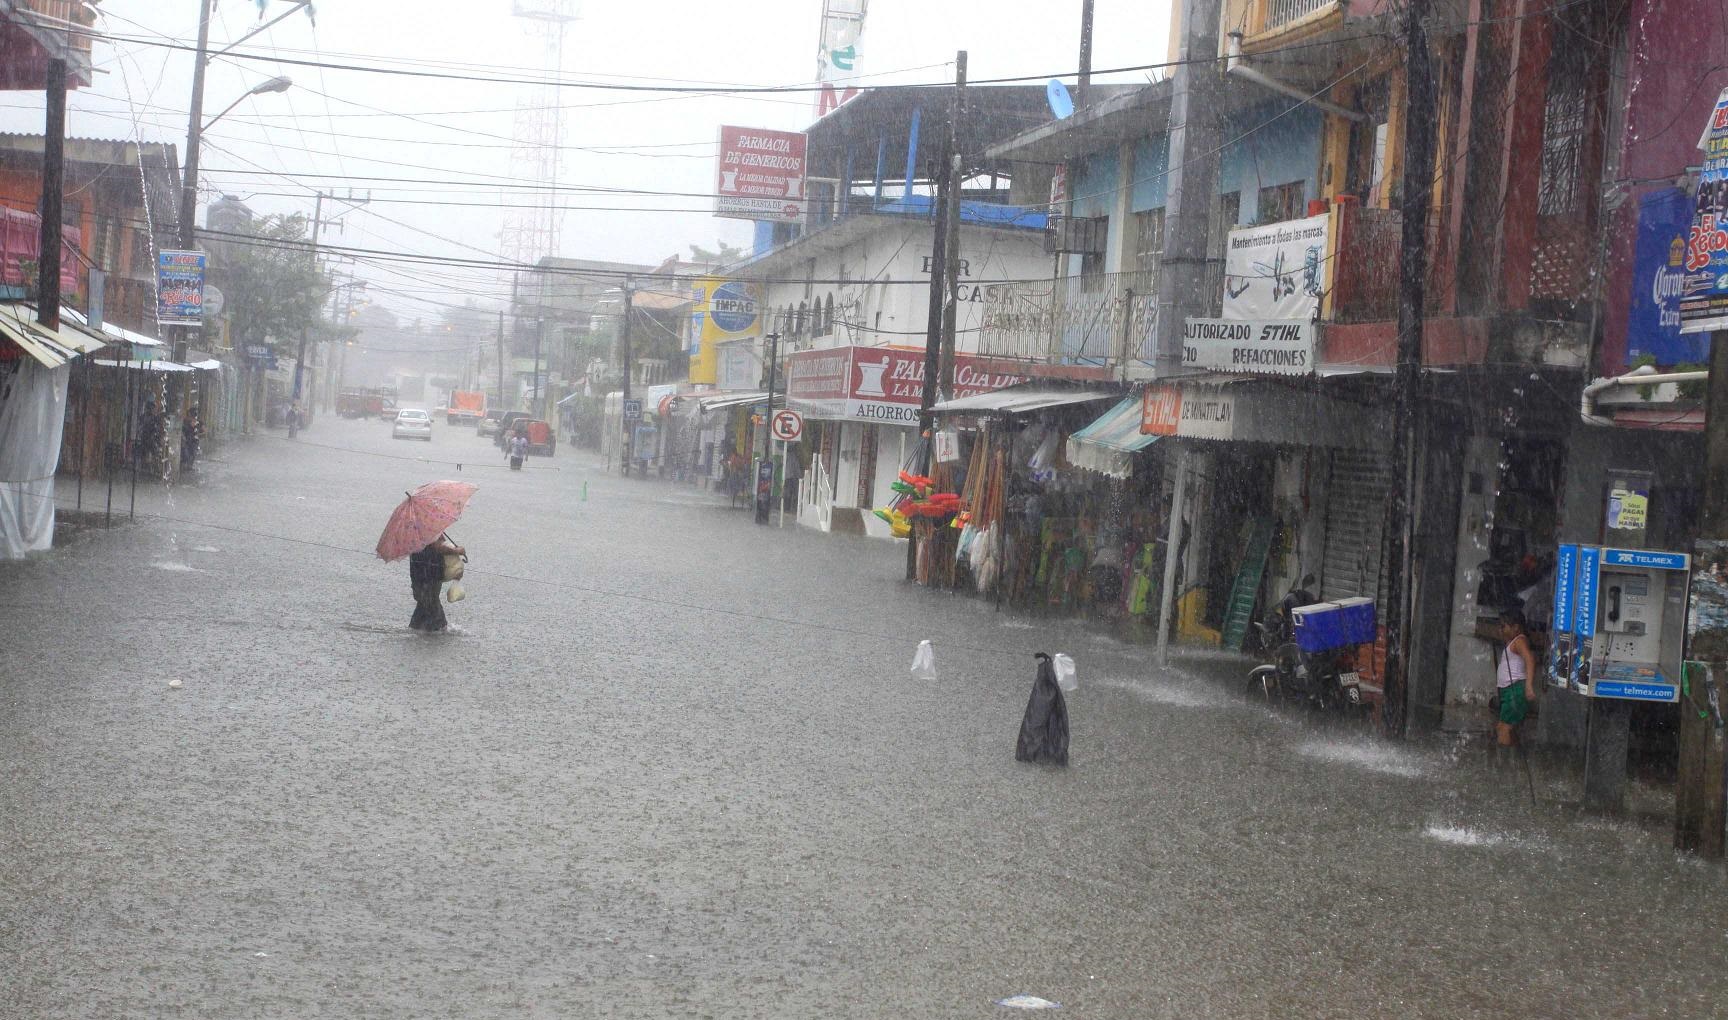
[376,480,478,561]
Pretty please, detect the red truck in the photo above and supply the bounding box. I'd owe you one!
[446,390,486,426]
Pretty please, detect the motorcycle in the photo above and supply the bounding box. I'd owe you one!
[1247,573,1369,711]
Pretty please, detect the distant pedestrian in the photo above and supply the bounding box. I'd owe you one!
[1493,607,1537,768]
[1016,652,1070,766]
[180,410,202,469]
[509,432,527,471]
[409,534,464,632]
[782,448,803,512]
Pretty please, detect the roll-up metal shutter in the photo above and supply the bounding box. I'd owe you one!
[1322,448,1392,604]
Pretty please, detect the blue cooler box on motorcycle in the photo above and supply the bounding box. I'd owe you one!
[1291,598,1377,653]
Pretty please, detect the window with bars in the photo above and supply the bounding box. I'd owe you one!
[1537,40,1593,218]
[1132,208,1165,275]
[1257,181,1308,225]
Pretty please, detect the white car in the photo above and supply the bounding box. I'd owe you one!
[392,408,433,441]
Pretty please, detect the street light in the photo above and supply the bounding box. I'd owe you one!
[203,76,294,132]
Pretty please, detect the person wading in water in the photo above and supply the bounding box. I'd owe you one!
[408,534,464,632]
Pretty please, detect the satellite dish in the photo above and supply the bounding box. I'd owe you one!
[1046,79,1075,120]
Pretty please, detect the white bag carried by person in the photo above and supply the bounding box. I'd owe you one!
[446,582,466,603]
[1052,652,1078,693]
[910,639,938,680]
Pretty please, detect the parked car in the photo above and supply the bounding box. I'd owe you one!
[477,415,501,438]
[392,408,433,441]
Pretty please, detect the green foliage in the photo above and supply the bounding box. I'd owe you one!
[687,239,744,264]
[219,213,328,352]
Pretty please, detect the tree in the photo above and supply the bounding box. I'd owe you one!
[217,213,328,353]
[687,239,744,265]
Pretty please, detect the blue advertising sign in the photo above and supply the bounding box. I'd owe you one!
[1679,86,1728,334]
[155,249,207,326]
[1627,188,1708,366]
[1593,680,1676,701]
[1553,544,1577,632]
[1602,548,1689,571]
[1575,546,1600,638]
[1550,544,1577,687]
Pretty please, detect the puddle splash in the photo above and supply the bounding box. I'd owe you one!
[997,995,1061,1010]
[1295,740,1426,778]
[1423,824,1504,847]
[151,561,199,573]
[1091,676,1221,708]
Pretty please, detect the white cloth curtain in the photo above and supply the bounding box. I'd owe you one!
[0,358,70,559]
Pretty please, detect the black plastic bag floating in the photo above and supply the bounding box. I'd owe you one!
[1016,652,1069,766]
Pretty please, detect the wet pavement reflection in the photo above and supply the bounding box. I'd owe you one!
[2,418,1725,1018]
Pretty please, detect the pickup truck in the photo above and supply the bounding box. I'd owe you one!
[446,390,486,426]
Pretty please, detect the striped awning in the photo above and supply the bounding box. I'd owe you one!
[1066,394,1159,478]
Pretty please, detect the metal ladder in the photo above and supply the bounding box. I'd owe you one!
[1220,517,1277,652]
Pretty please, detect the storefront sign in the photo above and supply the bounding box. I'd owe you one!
[1138,382,1236,439]
[715,126,807,222]
[1627,188,1708,365]
[785,345,1026,425]
[1140,384,1181,435]
[688,277,761,384]
[1681,87,1728,333]
[1181,318,1315,375]
[1222,214,1329,321]
[155,249,207,326]
[716,339,760,391]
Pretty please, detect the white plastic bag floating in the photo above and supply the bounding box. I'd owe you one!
[1052,653,1078,693]
[910,639,937,680]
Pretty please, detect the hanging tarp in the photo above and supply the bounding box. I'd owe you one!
[1067,394,1159,477]
[0,358,70,559]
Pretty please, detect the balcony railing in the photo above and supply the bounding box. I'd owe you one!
[977,269,1158,369]
[1247,0,1339,35]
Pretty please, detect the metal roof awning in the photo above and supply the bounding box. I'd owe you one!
[0,314,71,368]
[697,391,772,412]
[930,385,1119,416]
[91,359,196,373]
[1067,394,1159,478]
[188,359,222,371]
[61,307,164,348]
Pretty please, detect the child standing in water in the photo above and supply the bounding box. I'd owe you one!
[1495,607,1538,768]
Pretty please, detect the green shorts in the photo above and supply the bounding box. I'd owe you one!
[1497,683,1528,725]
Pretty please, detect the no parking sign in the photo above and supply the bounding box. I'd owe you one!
[769,409,803,442]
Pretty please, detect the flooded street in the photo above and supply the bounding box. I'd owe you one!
[2,419,1725,1019]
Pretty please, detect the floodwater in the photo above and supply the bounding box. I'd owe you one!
[2,417,1725,1018]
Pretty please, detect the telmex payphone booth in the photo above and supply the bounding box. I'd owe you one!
[1551,545,1692,701]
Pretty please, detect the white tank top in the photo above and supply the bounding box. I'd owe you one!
[1497,639,1528,689]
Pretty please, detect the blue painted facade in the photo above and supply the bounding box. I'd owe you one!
[1051,97,1325,279]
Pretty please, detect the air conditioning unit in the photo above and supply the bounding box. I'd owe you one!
[1044,215,1108,255]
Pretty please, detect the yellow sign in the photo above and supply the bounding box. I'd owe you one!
[688,277,761,384]
[1610,489,1649,532]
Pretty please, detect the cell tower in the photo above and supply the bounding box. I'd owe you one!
[500,0,579,271]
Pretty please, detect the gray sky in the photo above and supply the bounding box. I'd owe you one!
[2,0,1171,322]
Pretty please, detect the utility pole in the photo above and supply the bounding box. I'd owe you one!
[532,316,544,417]
[36,58,66,332]
[1679,333,1728,856]
[1077,0,1094,103]
[288,191,324,439]
[1151,0,1225,659]
[621,277,635,476]
[939,51,966,402]
[496,309,506,413]
[1380,0,1437,739]
[174,0,214,364]
[911,51,965,580]
[755,332,782,525]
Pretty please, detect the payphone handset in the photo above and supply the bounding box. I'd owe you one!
[1598,567,1665,664]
